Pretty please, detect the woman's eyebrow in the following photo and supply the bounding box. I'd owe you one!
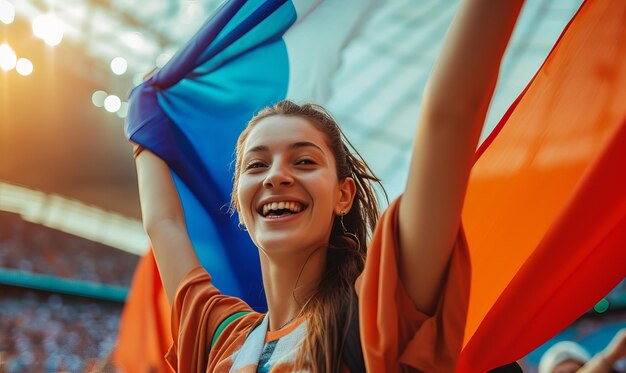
[245,141,325,155]
[289,141,325,154]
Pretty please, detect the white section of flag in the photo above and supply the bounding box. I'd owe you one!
[285,0,380,103]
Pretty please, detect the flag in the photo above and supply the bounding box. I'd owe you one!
[458,0,626,370]
[113,0,378,370]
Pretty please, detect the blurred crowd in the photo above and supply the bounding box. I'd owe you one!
[0,211,138,372]
[0,287,121,373]
[0,211,138,287]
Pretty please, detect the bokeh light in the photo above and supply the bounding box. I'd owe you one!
[156,51,174,68]
[120,31,146,50]
[15,58,33,76]
[0,43,17,71]
[0,0,15,25]
[32,14,64,47]
[116,102,129,119]
[182,1,204,22]
[110,57,128,75]
[104,95,121,113]
[594,299,610,314]
[132,72,145,87]
[91,90,107,107]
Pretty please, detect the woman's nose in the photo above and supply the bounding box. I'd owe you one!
[263,164,293,189]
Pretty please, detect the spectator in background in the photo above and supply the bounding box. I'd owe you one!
[539,341,591,373]
[540,330,626,373]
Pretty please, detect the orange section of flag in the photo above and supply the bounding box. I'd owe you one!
[112,250,172,373]
[459,0,626,370]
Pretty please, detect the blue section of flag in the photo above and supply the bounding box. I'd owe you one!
[125,0,298,309]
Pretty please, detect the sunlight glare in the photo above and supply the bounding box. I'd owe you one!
[0,43,17,71]
[0,0,15,25]
[33,14,64,47]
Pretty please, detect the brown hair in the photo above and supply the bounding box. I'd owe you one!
[231,100,386,372]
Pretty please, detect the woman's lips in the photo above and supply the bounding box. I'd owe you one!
[259,208,306,223]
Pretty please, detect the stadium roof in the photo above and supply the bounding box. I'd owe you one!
[0,181,148,254]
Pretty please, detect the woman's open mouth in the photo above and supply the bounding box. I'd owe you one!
[259,201,307,220]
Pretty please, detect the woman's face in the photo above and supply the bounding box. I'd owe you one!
[237,115,354,255]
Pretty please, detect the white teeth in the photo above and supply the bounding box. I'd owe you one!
[261,201,304,216]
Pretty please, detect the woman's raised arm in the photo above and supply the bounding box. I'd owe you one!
[135,148,200,303]
[398,0,524,315]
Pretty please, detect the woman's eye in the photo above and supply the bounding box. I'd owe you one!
[245,161,266,170]
[296,159,316,166]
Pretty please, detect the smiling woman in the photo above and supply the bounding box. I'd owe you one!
[132,1,525,372]
[230,103,380,371]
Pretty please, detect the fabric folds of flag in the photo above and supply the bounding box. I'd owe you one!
[113,0,377,371]
[458,0,626,370]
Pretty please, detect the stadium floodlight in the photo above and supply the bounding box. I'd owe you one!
[104,95,121,113]
[15,58,33,76]
[132,72,145,86]
[116,102,129,118]
[182,1,204,23]
[0,0,15,25]
[121,31,146,50]
[0,43,16,71]
[32,14,64,47]
[156,51,174,68]
[110,57,128,75]
[91,90,107,108]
